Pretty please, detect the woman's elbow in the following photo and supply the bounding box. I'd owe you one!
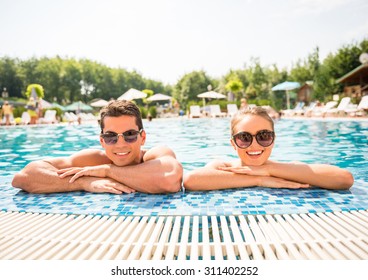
[339,170,354,190]
[183,172,200,191]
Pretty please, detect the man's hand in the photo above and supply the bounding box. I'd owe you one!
[81,177,135,194]
[57,164,111,183]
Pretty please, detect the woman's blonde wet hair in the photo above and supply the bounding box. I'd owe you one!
[231,106,274,135]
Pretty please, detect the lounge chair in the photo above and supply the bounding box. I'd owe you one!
[21,112,31,125]
[281,102,305,117]
[40,110,57,124]
[227,103,238,117]
[310,101,338,117]
[209,105,226,117]
[189,105,202,118]
[325,97,351,117]
[64,112,79,123]
[344,95,368,117]
[299,102,317,117]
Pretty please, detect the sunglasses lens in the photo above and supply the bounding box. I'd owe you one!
[234,132,253,148]
[123,130,140,143]
[102,134,118,145]
[256,130,274,147]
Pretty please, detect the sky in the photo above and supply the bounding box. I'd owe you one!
[1,0,367,85]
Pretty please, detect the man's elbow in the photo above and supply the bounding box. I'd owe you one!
[158,162,183,193]
[12,172,36,193]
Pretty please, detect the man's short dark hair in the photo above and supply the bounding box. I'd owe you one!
[99,100,143,132]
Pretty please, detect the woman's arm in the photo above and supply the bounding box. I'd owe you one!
[184,160,309,191]
[219,161,354,190]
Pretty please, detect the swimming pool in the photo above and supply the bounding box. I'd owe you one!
[1,118,367,216]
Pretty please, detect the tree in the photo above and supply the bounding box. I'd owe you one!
[25,84,44,98]
[173,71,213,109]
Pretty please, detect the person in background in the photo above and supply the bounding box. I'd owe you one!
[27,97,38,124]
[184,106,354,191]
[12,100,183,194]
[240,98,248,110]
[2,101,13,126]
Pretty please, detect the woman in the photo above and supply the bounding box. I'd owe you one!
[184,106,354,191]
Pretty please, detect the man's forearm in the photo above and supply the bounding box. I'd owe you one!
[12,161,84,193]
[106,157,182,193]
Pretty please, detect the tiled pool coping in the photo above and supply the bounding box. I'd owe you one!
[1,176,367,216]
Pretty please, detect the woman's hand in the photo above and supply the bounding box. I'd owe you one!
[218,165,270,176]
[57,164,110,183]
[258,176,310,189]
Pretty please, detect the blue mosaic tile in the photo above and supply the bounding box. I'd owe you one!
[1,175,368,216]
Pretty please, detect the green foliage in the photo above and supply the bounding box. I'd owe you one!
[148,106,157,118]
[0,38,367,111]
[139,106,147,119]
[25,84,44,98]
[173,71,214,110]
[12,105,27,118]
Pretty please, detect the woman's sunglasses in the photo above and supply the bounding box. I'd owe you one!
[232,130,275,149]
[101,129,143,145]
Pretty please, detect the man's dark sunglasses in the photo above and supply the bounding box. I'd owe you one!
[101,129,143,145]
[232,130,275,149]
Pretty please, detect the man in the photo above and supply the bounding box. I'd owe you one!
[12,100,183,194]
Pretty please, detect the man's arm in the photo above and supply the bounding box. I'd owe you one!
[12,149,135,194]
[58,146,183,194]
[219,161,354,190]
[183,160,309,191]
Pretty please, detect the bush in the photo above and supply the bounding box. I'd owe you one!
[139,106,147,119]
[12,106,27,118]
[148,106,157,118]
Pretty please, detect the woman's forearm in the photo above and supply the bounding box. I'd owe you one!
[268,162,354,189]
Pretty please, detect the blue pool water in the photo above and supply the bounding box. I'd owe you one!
[0,118,368,216]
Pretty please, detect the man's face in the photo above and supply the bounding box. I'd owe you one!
[100,115,146,166]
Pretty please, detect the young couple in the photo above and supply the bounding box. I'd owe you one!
[12,100,354,194]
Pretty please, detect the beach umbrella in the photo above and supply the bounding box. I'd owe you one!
[90,99,109,107]
[272,81,300,109]
[117,88,147,101]
[146,93,172,102]
[51,102,66,111]
[197,91,226,106]
[39,99,53,109]
[64,101,93,111]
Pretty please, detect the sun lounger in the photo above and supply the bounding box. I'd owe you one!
[21,112,31,125]
[227,104,238,117]
[189,105,202,118]
[281,102,305,117]
[324,97,351,117]
[209,105,226,117]
[310,101,338,117]
[344,95,368,117]
[39,110,57,124]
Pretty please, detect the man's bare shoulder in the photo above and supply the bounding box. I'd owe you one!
[44,149,112,168]
[142,145,176,161]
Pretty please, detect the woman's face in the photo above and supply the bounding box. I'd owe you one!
[231,114,275,166]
